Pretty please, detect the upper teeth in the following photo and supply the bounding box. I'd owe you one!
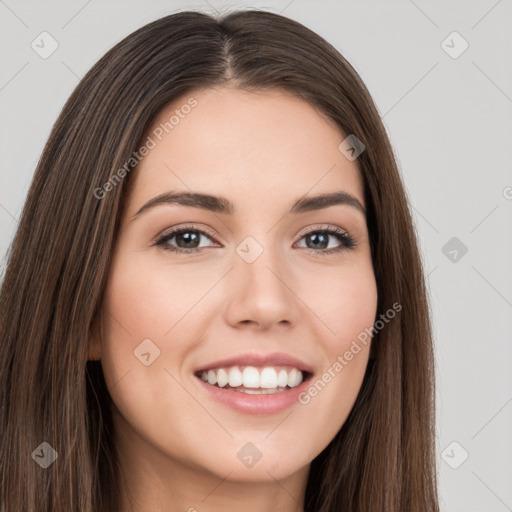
[199,366,304,389]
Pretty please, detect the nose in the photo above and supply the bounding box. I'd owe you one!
[222,242,300,331]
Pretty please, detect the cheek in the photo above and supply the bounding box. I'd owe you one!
[311,259,378,347]
[97,255,178,394]
[101,253,210,340]
[97,255,203,448]
[98,251,220,403]
[295,261,377,438]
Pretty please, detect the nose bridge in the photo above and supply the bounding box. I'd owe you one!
[223,230,298,329]
[236,231,288,293]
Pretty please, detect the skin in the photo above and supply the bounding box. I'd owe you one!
[90,86,378,512]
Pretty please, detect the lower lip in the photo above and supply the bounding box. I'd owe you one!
[195,376,311,415]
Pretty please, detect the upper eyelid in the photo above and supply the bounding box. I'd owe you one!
[156,225,218,243]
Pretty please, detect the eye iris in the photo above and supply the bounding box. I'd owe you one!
[177,231,200,248]
[307,232,328,249]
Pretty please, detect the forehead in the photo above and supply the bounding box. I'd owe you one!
[127,86,364,214]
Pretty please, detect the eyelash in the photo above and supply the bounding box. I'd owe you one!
[154,224,356,256]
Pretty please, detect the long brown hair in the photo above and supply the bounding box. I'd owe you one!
[0,9,439,511]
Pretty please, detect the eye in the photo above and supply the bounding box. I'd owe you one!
[295,226,356,255]
[155,225,219,254]
[154,224,356,255]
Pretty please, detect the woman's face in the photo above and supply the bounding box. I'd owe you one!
[93,86,377,492]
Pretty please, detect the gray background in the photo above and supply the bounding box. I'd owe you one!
[1,1,511,510]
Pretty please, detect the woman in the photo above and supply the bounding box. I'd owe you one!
[0,9,439,512]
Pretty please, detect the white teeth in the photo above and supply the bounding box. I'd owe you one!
[277,369,288,388]
[288,368,303,387]
[260,367,278,388]
[216,368,229,388]
[242,367,260,388]
[228,367,243,388]
[199,365,306,390]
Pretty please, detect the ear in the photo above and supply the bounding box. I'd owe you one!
[88,311,103,361]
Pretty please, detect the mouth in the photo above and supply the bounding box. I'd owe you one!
[194,365,313,394]
[193,352,315,414]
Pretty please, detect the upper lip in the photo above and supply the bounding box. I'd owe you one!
[194,352,314,375]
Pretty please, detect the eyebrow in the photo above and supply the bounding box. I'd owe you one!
[132,190,366,220]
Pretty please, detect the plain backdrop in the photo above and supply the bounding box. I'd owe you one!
[1,1,511,510]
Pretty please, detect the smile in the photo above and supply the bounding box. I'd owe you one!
[194,364,313,414]
[196,365,306,392]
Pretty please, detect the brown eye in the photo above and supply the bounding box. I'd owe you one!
[155,225,219,254]
[155,224,355,256]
